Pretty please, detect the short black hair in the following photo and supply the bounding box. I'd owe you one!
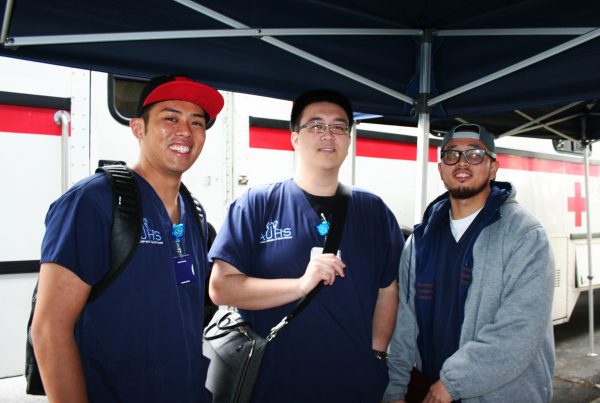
[290,89,354,131]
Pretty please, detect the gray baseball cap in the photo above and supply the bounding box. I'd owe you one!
[441,123,496,153]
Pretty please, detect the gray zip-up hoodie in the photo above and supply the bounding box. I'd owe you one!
[384,182,555,402]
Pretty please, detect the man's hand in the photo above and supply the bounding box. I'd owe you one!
[298,253,345,295]
[424,380,452,403]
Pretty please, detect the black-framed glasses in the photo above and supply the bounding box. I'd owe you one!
[441,148,497,165]
[296,121,350,136]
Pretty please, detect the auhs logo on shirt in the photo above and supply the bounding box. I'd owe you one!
[140,218,164,245]
[259,220,292,244]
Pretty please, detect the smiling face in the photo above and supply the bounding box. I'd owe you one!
[291,101,351,174]
[438,137,499,200]
[131,99,208,179]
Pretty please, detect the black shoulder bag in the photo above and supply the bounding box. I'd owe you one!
[203,183,351,403]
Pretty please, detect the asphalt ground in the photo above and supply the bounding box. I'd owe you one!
[1,289,599,402]
[552,288,600,403]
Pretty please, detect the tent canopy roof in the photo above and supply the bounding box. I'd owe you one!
[1,0,599,140]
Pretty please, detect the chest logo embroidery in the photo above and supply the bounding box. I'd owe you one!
[259,220,292,244]
[140,218,164,245]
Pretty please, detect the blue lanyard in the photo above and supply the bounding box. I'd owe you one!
[316,213,330,237]
[172,223,185,256]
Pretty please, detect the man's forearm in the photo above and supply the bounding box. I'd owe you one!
[34,328,88,403]
[34,263,91,403]
[372,280,399,350]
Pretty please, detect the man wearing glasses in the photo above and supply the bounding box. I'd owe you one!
[209,89,404,402]
[384,124,555,403]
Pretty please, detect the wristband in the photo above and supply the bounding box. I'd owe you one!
[373,349,388,362]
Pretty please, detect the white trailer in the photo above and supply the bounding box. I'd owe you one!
[0,56,598,378]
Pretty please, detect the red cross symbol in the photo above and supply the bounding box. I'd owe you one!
[567,182,586,227]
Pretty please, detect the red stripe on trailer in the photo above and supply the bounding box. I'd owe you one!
[0,104,67,136]
[249,127,294,151]
[356,137,438,162]
[249,127,439,161]
[249,125,599,176]
[497,154,600,176]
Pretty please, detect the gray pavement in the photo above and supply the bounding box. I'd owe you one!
[552,289,600,403]
[1,290,599,402]
[0,376,46,403]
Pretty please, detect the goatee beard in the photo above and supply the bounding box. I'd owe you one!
[448,179,490,200]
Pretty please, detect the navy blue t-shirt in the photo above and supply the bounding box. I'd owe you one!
[41,172,210,403]
[209,179,404,403]
[416,221,471,381]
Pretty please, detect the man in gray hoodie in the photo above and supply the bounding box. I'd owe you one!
[384,124,555,403]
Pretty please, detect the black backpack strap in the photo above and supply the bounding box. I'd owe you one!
[25,281,45,395]
[89,165,142,302]
[26,164,142,395]
[179,182,219,327]
[179,182,209,248]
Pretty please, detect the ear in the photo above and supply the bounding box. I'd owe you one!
[130,118,144,140]
[291,130,300,150]
[437,162,442,176]
[489,159,499,180]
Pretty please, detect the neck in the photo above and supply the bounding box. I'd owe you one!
[294,169,339,196]
[449,188,490,220]
[133,163,182,223]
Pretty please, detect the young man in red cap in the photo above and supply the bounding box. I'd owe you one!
[32,75,224,402]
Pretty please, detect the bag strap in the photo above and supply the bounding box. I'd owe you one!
[266,183,351,341]
[89,165,142,302]
[203,311,252,340]
[179,182,209,248]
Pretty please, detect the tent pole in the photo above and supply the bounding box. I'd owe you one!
[171,0,415,105]
[414,30,433,224]
[415,114,431,223]
[5,27,419,47]
[581,116,597,357]
[1,0,15,44]
[351,124,357,186]
[429,28,600,107]
[498,101,583,138]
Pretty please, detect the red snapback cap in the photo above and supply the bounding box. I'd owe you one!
[136,75,224,122]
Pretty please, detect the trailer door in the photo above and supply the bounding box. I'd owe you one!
[0,57,90,377]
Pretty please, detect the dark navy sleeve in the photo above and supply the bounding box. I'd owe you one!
[40,174,112,286]
[379,203,404,288]
[208,190,259,275]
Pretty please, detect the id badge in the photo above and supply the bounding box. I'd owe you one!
[172,254,197,285]
[310,247,342,259]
